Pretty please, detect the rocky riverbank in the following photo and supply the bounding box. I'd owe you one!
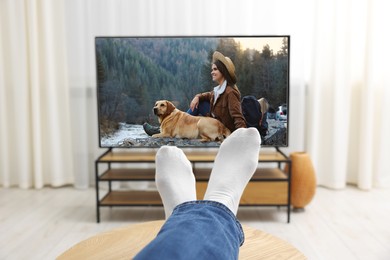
[108,119,287,148]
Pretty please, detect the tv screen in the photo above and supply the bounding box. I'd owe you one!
[96,36,289,148]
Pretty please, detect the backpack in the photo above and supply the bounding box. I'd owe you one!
[241,95,268,137]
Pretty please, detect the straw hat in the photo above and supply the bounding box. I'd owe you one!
[212,51,236,83]
[258,98,269,115]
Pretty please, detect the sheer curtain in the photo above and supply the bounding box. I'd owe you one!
[1,0,389,190]
[306,0,390,189]
[0,0,73,188]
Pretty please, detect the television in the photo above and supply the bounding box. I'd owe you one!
[95,36,289,148]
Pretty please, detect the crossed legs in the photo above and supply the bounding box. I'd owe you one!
[156,128,261,218]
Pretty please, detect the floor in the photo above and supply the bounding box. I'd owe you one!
[0,186,389,260]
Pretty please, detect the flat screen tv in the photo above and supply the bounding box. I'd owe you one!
[95,36,289,148]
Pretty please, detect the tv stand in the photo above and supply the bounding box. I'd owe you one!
[95,147,291,223]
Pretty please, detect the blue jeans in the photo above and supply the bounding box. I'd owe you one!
[187,101,211,116]
[134,201,244,260]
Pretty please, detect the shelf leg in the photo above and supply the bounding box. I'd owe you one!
[95,161,100,223]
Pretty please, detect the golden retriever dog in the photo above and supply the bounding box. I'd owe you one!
[152,100,231,142]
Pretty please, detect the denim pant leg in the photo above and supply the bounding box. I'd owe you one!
[134,201,244,260]
[187,101,211,116]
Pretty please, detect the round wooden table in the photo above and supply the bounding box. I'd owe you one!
[57,220,306,259]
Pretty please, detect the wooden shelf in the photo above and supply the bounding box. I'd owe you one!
[100,168,155,181]
[196,182,288,204]
[101,190,162,206]
[99,167,287,182]
[95,148,292,222]
[98,150,288,163]
[99,151,157,162]
[194,168,287,181]
[252,168,288,180]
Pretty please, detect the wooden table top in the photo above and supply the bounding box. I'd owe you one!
[98,150,289,163]
[57,220,306,260]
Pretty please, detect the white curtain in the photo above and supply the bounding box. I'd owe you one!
[1,0,389,190]
[306,0,390,189]
[0,0,74,188]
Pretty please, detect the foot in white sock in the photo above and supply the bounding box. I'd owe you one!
[155,146,197,219]
[204,128,261,215]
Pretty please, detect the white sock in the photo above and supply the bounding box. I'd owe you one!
[204,128,261,215]
[155,146,196,219]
